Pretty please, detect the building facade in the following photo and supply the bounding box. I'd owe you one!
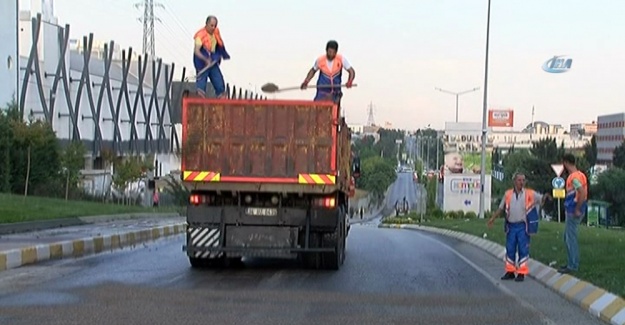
[596,113,625,165]
[570,122,597,136]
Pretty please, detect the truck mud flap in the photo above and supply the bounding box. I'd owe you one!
[186,226,222,259]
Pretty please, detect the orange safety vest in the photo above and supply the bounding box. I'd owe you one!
[316,54,344,85]
[503,188,539,234]
[564,170,587,213]
[194,27,225,52]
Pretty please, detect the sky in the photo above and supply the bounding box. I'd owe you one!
[27,0,625,131]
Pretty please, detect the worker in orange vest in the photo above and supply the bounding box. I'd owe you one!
[487,172,550,282]
[300,40,355,108]
[193,15,230,98]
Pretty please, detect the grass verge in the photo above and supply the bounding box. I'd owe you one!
[383,215,625,298]
[0,193,179,224]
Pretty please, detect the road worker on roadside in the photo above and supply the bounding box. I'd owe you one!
[193,15,230,98]
[300,40,356,107]
[487,172,551,282]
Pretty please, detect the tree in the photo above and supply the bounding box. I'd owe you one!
[112,157,148,205]
[530,137,563,163]
[356,156,396,203]
[591,168,625,226]
[583,135,597,166]
[0,109,13,193]
[61,141,87,200]
[9,117,61,196]
[613,141,625,169]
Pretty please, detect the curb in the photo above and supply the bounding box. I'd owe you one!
[378,223,625,325]
[0,222,186,272]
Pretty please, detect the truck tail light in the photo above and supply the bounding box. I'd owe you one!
[190,194,215,205]
[190,194,201,205]
[313,197,336,208]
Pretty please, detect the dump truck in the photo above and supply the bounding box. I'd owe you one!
[181,97,356,270]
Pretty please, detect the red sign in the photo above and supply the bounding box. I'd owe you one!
[488,109,514,127]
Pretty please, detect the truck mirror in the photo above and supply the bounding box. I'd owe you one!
[352,157,361,178]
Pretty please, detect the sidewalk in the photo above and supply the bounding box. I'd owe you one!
[0,215,186,272]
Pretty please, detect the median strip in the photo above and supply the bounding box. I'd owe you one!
[379,221,625,325]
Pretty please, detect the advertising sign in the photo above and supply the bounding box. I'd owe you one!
[442,123,492,175]
[542,55,573,74]
[487,109,514,127]
[443,174,492,214]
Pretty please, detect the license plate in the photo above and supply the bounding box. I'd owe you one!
[245,207,278,216]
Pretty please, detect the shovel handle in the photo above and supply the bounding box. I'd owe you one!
[278,83,358,92]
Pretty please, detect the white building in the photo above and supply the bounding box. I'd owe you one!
[442,121,588,153]
[1,0,258,177]
[596,113,625,165]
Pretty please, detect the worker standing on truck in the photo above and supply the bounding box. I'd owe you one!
[300,40,355,107]
[193,15,230,98]
[487,172,550,282]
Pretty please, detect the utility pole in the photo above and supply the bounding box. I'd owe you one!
[135,0,163,58]
[478,0,492,220]
[435,87,481,123]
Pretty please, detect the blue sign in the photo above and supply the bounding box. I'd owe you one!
[552,177,565,189]
[464,199,471,206]
[542,55,573,73]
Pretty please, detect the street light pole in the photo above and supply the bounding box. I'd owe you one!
[435,87,481,123]
[478,0,492,220]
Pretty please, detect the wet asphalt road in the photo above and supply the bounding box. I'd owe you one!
[387,172,418,212]
[0,174,605,325]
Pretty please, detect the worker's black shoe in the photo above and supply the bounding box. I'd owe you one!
[515,274,525,282]
[501,272,515,280]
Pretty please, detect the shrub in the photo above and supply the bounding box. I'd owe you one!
[464,211,478,219]
[445,211,458,219]
[455,210,465,219]
[430,207,444,219]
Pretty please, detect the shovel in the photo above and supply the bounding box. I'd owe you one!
[260,83,357,94]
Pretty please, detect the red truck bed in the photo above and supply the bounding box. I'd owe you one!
[181,97,351,193]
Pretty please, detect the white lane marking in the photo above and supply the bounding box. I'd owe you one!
[416,232,558,325]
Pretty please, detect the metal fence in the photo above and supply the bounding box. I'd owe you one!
[17,13,265,160]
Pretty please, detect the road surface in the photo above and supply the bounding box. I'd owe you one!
[0,175,604,325]
[387,172,419,214]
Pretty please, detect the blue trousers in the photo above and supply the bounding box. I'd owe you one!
[196,64,226,97]
[505,222,530,274]
[564,212,582,271]
[314,90,342,106]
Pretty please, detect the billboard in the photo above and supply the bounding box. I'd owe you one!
[488,109,514,127]
[442,122,492,176]
[443,174,492,214]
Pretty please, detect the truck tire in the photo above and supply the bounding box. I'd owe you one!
[301,232,321,270]
[320,220,345,270]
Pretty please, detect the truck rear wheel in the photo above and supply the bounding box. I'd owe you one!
[320,220,346,270]
[301,233,321,269]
